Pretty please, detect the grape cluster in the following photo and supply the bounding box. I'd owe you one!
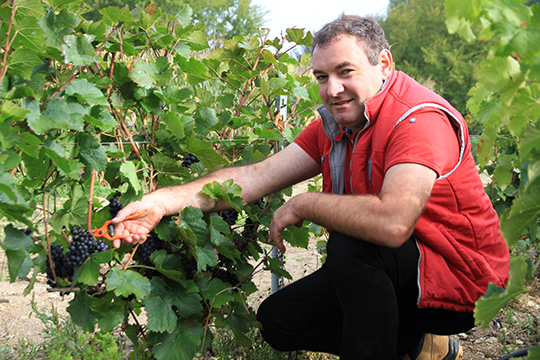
[212,267,240,287]
[108,191,123,219]
[180,254,197,280]
[182,153,200,168]
[45,244,73,287]
[220,209,239,227]
[137,233,162,266]
[63,227,109,268]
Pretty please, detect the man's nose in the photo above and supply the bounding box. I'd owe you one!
[327,77,344,97]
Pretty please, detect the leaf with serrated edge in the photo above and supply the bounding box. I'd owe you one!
[150,320,204,360]
[474,257,533,330]
[105,267,151,299]
[146,295,177,333]
[67,292,98,332]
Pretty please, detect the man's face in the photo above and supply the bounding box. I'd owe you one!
[312,35,391,132]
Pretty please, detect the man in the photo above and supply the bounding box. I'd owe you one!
[112,15,509,360]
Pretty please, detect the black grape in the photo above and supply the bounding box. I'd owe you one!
[45,244,74,287]
[182,153,200,168]
[108,191,123,219]
[137,233,162,266]
[220,209,239,227]
[64,227,108,269]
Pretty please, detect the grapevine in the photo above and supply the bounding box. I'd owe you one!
[0,2,316,359]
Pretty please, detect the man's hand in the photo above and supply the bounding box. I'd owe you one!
[269,195,305,253]
[111,199,167,248]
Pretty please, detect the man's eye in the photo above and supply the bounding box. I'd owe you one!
[316,75,327,81]
[341,69,352,75]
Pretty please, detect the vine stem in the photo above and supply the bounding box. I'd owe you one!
[110,105,142,158]
[41,161,58,283]
[40,71,80,110]
[0,0,17,86]
[129,306,148,342]
[88,169,97,230]
[122,244,139,271]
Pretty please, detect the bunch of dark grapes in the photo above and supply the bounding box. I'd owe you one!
[137,233,162,266]
[235,217,260,254]
[212,267,240,287]
[64,226,108,269]
[220,209,239,227]
[182,153,200,168]
[180,253,197,280]
[109,191,123,218]
[45,244,73,287]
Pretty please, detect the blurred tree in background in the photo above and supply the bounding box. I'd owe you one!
[379,0,489,132]
[82,0,268,40]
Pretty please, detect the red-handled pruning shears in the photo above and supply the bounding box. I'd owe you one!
[89,211,147,241]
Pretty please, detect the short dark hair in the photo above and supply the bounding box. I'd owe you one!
[312,14,390,66]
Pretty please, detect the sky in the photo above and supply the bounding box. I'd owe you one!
[251,0,390,39]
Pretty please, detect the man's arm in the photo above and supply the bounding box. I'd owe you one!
[111,143,321,248]
[269,163,437,252]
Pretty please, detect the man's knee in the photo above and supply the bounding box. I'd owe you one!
[256,296,294,351]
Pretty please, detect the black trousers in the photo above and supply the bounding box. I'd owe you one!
[256,232,475,360]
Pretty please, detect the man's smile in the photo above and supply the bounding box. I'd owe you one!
[333,99,353,106]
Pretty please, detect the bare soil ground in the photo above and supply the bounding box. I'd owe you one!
[1,242,539,359]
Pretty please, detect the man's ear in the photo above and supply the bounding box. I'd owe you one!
[379,49,393,79]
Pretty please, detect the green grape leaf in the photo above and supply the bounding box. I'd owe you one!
[526,346,540,359]
[67,291,99,332]
[119,161,142,193]
[6,49,42,80]
[475,123,499,167]
[18,132,43,158]
[150,320,204,360]
[77,134,107,172]
[162,112,186,139]
[151,250,186,285]
[0,248,26,283]
[146,295,178,333]
[198,273,233,308]
[93,295,126,333]
[178,207,208,245]
[99,6,133,25]
[474,256,533,330]
[196,245,218,272]
[13,16,45,52]
[151,153,186,176]
[175,56,209,85]
[492,155,514,191]
[174,5,193,28]
[199,108,219,129]
[62,34,98,66]
[39,8,81,48]
[265,257,293,280]
[64,79,107,106]
[253,126,284,141]
[105,267,151,299]
[75,251,113,286]
[14,0,45,17]
[131,58,158,89]
[208,214,230,246]
[2,224,33,251]
[201,180,243,213]
[186,133,229,169]
[42,140,82,178]
[286,28,312,46]
[86,106,117,132]
[172,292,203,319]
[500,183,540,248]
